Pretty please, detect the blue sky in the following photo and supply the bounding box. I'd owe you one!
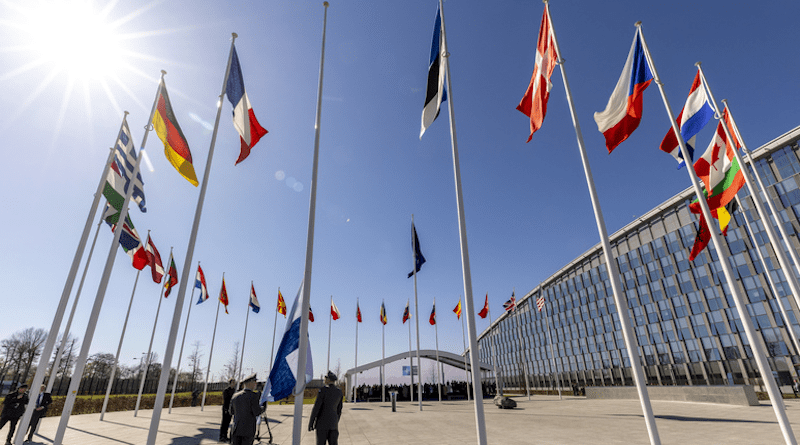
[1,0,798,385]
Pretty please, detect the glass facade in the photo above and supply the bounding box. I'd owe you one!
[477,127,800,390]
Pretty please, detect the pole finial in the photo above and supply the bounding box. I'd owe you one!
[232,32,238,39]
[543,0,548,3]
[695,61,702,67]
[722,98,728,105]
[323,1,329,6]
[124,110,129,116]
[634,21,642,27]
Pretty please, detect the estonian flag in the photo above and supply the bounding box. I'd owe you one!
[261,281,313,403]
[420,3,446,139]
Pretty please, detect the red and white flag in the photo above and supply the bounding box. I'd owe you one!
[536,294,546,312]
[516,4,558,142]
[144,235,164,284]
[331,299,341,320]
[309,307,315,322]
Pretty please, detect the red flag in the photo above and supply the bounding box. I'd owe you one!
[164,257,178,297]
[356,303,362,323]
[478,293,489,319]
[144,235,164,284]
[453,299,462,320]
[277,289,287,317]
[429,304,436,325]
[309,307,315,322]
[331,299,341,320]
[219,277,229,314]
[516,4,558,142]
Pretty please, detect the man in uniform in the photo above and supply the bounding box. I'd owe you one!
[230,373,261,445]
[308,371,343,445]
[0,384,28,445]
[220,379,236,443]
[26,384,52,443]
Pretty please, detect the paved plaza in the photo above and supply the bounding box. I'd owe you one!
[20,395,800,444]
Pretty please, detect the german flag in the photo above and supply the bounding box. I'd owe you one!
[153,81,198,186]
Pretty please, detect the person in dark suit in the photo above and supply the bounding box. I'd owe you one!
[308,371,343,445]
[219,379,236,443]
[0,384,28,445]
[230,373,261,445]
[25,384,51,442]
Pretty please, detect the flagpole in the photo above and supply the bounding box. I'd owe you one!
[354,298,359,403]
[541,289,560,399]
[487,305,500,395]
[433,298,442,402]
[292,4,329,443]
[381,300,386,403]
[16,110,125,445]
[411,214,423,410]
[100,239,145,421]
[327,295,332,373]
[270,288,280,372]
[146,33,239,445]
[460,299,470,400]
[202,277,223,411]
[437,0,487,441]
[407,300,415,402]
[169,262,198,413]
[237,282,253,387]
[52,106,151,445]
[724,99,800,318]
[47,217,104,395]
[512,295,530,401]
[541,4,660,442]
[637,24,794,444]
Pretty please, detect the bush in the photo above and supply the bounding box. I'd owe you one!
[44,392,224,416]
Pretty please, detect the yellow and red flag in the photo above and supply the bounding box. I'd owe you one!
[219,277,229,314]
[380,302,387,325]
[277,289,287,317]
[153,81,198,186]
[453,299,462,320]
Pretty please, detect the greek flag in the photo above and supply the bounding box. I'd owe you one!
[114,120,146,212]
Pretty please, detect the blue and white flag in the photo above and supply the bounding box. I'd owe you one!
[419,3,446,139]
[261,281,313,403]
[114,120,146,212]
[249,283,260,313]
[658,70,714,167]
[226,44,268,165]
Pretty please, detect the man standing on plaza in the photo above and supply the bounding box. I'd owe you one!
[0,384,28,445]
[220,379,236,443]
[230,374,261,445]
[308,371,342,445]
[25,384,51,443]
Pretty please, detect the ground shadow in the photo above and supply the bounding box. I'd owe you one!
[63,426,137,445]
[168,426,218,445]
[612,413,776,424]
[348,407,372,410]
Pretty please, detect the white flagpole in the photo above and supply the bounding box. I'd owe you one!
[135,248,170,416]
[16,110,125,444]
[201,275,223,411]
[542,292,561,399]
[327,295,333,373]
[52,103,152,445]
[354,298,359,403]
[487,305,499,395]
[407,300,415,402]
[47,217,104,394]
[411,214,423,410]
[381,300,386,403]
[292,4,329,443]
[169,262,199,413]
[437,0,487,442]
[100,233,146,421]
[543,5,659,443]
[146,33,239,444]
[269,288,280,370]
[460,299,470,400]
[512,297,531,401]
[433,298,442,401]
[637,24,794,444]
[237,282,252,387]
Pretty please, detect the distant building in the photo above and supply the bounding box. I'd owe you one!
[478,126,800,389]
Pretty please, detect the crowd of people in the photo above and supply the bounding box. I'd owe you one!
[352,380,498,402]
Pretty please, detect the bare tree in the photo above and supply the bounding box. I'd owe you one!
[49,334,78,380]
[223,342,240,382]
[85,352,118,379]
[186,341,204,392]
[1,328,48,387]
[333,359,342,380]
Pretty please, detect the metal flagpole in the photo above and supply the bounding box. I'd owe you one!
[487,305,500,395]
[135,248,170,416]
[433,298,442,401]
[52,107,151,445]
[47,217,104,394]
[637,24,794,444]
[543,5,659,443]
[100,242,145,421]
[437,0,487,441]
[542,293,561,399]
[327,295,333,373]
[411,215,423,410]
[146,33,238,445]
[292,4,329,443]
[16,111,125,444]
[513,300,531,400]
[237,282,253,386]
[169,262,199,413]
[460,299,471,400]
[407,300,415,402]
[354,298,359,403]
[270,288,280,370]
[201,276,223,411]
[382,300,386,403]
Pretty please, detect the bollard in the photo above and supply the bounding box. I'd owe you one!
[390,391,397,412]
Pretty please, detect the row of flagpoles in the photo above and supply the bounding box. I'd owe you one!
[20,0,800,444]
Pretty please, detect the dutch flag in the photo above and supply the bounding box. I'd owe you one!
[658,70,715,168]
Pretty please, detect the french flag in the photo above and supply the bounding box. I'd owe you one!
[658,70,714,167]
[226,45,268,165]
[594,28,653,153]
